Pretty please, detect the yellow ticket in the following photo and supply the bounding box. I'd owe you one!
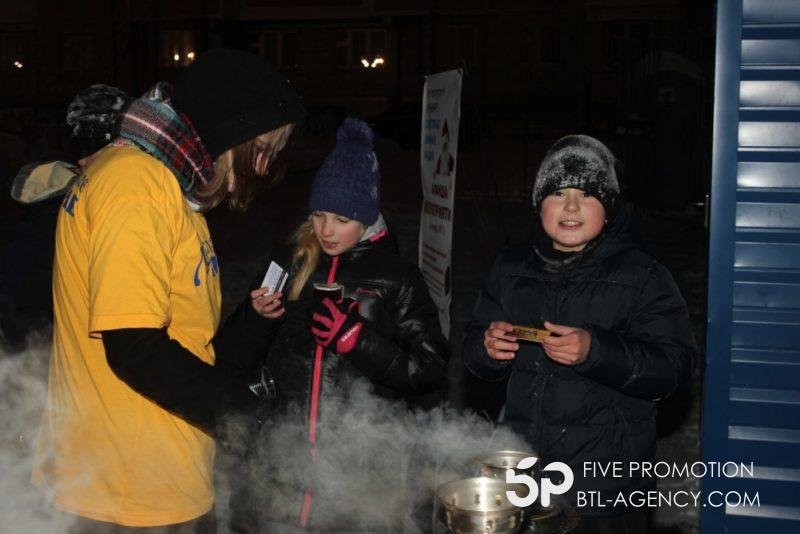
[511,325,551,343]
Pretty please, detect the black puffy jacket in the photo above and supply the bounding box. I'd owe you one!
[463,209,697,516]
[265,230,449,406]
[234,230,450,530]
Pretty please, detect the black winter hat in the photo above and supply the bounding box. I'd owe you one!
[532,134,620,215]
[66,84,131,160]
[172,48,305,160]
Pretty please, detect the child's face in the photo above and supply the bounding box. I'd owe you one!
[312,211,366,256]
[540,188,606,252]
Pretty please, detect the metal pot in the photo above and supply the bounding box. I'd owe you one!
[473,451,579,533]
[473,450,538,479]
[522,502,579,533]
[435,477,527,533]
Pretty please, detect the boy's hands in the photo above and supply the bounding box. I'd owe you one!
[250,289,285,320]
[541,321,591,365]
[483,321,520,360]
[483,320,591,364]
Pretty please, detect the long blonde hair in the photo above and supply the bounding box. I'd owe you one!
[287,219,321,301]
[198,122,295,212]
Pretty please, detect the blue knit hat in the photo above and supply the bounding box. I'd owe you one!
[309,118,380,225]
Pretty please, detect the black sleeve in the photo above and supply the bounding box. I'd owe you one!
[572,261,698,400]
[212,290,284,372]
[103,328,259,434]
[462,254,515,382]
[213,251,291,371]
[344,267,450,394]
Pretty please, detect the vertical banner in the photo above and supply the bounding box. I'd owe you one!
[419,69,462,338]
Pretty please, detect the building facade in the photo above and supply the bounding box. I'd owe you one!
[0,0,712,205]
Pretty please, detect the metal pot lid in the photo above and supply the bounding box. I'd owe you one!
[473,450,538,470]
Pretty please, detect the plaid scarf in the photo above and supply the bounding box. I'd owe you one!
[118,82,215,209]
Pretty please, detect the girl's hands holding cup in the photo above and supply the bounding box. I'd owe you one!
[483,321,519,360]
[250,288,285,320]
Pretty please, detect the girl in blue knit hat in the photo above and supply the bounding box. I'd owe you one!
[230,118,450,532]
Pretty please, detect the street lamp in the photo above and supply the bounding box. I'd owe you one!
[360,56,385,69]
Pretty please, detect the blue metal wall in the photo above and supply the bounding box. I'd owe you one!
[702,0,800,532]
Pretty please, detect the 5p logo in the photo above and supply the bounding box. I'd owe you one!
[506,457,574,507]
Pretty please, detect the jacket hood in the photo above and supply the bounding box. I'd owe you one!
[11,161,79,204]
[529,205,639,280]
[318,213,399,263]
[360,213,388,243]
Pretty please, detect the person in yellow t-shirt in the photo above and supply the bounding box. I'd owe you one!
[33,49,304,530]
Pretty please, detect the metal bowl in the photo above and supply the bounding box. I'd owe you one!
[435,477,528,533]
[473,450,539,479]
[522,501,579,533]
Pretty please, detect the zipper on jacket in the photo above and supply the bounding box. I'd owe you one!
[536,280,563,453]
[300,255,340,527]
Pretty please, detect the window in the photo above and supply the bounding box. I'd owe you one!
[336,29,387,69]
[161,30,196,68]
[539,25,563,64]
[0,33,25,71]
[457,26,476,67]
[610,22,653,64]
[250,31,298,69]
[438,25,476,69]
[63,33,95,72]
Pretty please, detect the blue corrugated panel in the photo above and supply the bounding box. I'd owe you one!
[729,385,800,428]
[735,242,800,271]
[741,35,800,65]
[744,0,800,24]
[703,1,800,531]
[733,281,800,307]
[738,151,800,188]
[740,111,800,147]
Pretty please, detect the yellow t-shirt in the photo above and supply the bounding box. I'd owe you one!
[33,146,222,526]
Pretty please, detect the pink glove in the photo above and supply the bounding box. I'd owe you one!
[311,298,363,354]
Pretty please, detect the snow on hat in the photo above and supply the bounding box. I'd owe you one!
[532,134,620,214]
[308,118,380,226]
[66,84,130,159]
[172,48,305,160]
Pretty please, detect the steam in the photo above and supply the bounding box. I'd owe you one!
[1,337,530,532]
[232,377,530,532]
[0,333,66,533]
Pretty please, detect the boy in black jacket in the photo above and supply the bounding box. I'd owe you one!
[463,135,697,533]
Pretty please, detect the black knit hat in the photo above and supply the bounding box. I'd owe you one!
[532,134,620,215]
[66,84,131,160]
[172,48,305,160]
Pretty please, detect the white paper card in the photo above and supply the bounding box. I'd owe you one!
[261,261,288,293]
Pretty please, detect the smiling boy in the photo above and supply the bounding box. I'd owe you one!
[463,135,697,533]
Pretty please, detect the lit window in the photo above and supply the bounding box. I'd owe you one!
[336,29,387,69]
[0,33,25,71]
[161,30,196,68]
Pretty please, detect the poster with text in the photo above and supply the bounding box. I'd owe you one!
[419,69,462,338]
